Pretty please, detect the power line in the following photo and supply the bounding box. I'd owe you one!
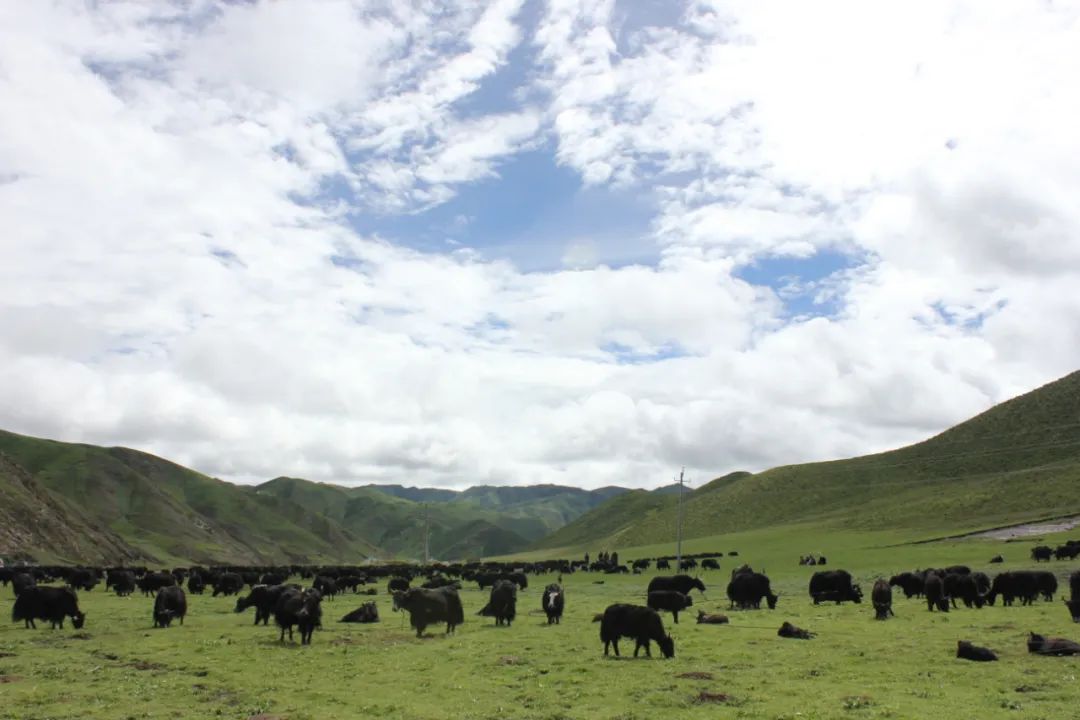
[676,468,687,571]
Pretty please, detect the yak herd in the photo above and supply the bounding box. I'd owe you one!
[3,546,1080,662]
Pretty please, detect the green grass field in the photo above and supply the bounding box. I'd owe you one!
[3,527,1079,720]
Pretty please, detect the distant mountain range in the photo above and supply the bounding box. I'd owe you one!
[3,369,1077,565]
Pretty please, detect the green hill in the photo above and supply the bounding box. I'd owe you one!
[534,370,1080,551]
[255,477,549,559]
[0,429,637,564]
[0,451,147,564]
[363,482,631,528]
[0,431,380,565]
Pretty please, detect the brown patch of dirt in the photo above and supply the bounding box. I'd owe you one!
[677,672,714,680]
[248,715,285,720]
[330,636,359,646]
[499,655,524,665]
[70,632,92,640]
[694,691,729,704]
[129,660,165,671]
[0,675,22,684]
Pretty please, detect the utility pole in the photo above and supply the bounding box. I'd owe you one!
[675,467,686,571]
[423,503,431,565]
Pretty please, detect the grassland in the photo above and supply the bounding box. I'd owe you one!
[4,526,1080,720]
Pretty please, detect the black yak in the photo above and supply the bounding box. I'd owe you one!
[274,588,322,645]
[392,587,465,638]
[647,591,693,624]
[647,575,705,597]
[542,584,564,624]
[1027,632,1080,656]
[888,572,924,599]
[778,621,813,639]
[809,570,863,604]
[599,604,674,658]
[153,586,187,628]
[956,640,997,661]
[696,611,729,624]
[871,579,893,620]
[212,572,244,597]
[235,584,298,626]
[726,571,778,610]
[340,602,379,623]
[12,587,86,629]
[478,580,517,626]
[924,573,949,612]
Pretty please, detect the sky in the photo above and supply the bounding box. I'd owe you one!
[2,0,1079,490]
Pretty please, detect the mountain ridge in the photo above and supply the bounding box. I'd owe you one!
[3,370,1077,564]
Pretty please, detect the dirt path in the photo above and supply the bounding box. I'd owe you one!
[898,513,1080,546]
[966,515,1080,540]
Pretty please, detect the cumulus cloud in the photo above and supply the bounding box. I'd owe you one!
[1,0,1078,491]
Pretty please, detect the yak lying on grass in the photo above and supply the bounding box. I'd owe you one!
[956,640,997,661]
[340,602,379,623]
[778,621,814,639]
[599,604,674,658]
[393,587,465,638]
[1027,632,1080,656]
[696,611,729,624]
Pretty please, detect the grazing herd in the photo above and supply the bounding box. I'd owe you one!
[3,545,1079,665]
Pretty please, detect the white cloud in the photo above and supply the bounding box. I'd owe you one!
[0,0,1078,494]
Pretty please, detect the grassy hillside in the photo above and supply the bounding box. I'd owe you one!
[0,431,380,565]
[365,482,631,529]
[532,490,677,550]
[0,431,640,564]
[0,451,147,564]
[255,477,640,560]
[536,370,1080,552]
[255,477,542,559]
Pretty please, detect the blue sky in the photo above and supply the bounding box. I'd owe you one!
[349,147,661,272]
